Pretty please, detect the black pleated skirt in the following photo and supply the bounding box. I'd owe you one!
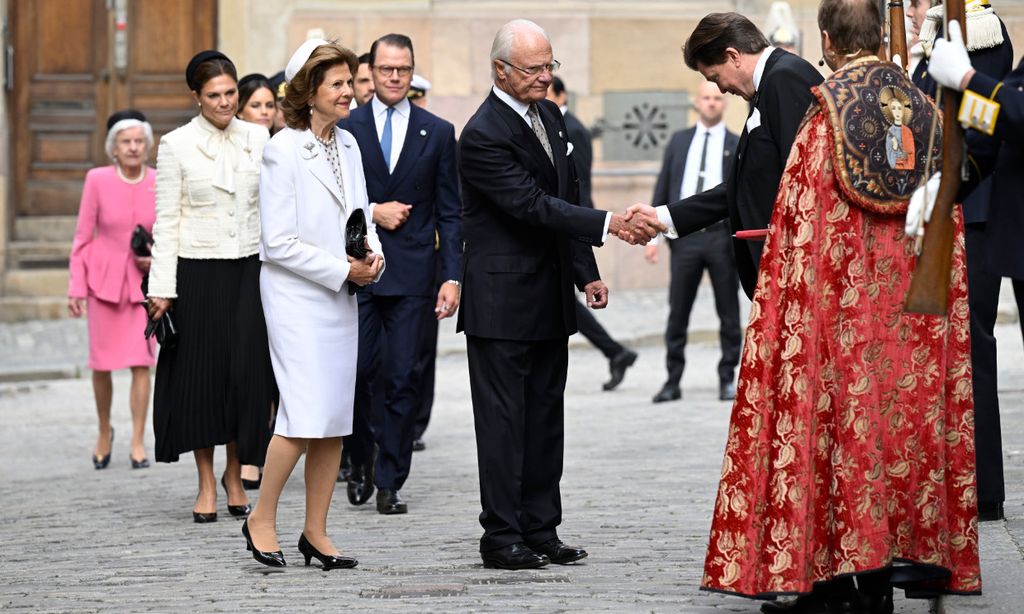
[153,255,277,464]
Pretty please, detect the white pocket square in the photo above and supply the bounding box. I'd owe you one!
[745,108,762,133]
[566,142,574,156]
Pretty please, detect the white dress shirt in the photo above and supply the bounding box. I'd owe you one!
[655,47,776,237]
[490,86,611,240]
[372,95,410,173]
[679,121,726,200]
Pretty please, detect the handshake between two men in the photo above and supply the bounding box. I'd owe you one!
[606,203,666,245]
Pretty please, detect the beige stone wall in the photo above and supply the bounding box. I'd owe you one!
[0,0,9,283]
[217,0,1024,291]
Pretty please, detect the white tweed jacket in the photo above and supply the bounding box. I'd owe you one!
[148,115,269,298]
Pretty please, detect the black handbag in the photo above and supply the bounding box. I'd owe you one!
[144,311,178,348]
[130,224,153,257]
[345,209,369,295]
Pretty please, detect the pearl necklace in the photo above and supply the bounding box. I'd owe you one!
[116,164,146,185]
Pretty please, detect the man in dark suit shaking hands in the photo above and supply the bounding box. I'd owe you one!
[458,19,651,570]
[339,33,462,516]
[627,13,823,298]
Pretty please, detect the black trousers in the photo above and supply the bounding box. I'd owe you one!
[466,335,566,552]
[663,222,742,387]
[574,300,625,359]
[412,261,445,441]
[965,224,1006,506]
[349,293,431,491]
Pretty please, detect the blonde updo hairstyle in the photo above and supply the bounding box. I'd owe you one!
[282,43,359,131]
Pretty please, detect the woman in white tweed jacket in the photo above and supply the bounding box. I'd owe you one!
[148,50,276,524]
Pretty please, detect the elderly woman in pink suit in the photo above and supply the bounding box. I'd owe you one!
[68,109,156,470]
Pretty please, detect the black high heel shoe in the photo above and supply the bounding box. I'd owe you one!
[130,455,150,469]
[221,475,251,517]
[242,519,286,567]
[297,534,358,570]
[92,428,114,470]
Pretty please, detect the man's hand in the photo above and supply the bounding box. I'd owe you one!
[68,297,86,318]
[644,243,659,264]
[434,281,461,320]
[347,253,384,287]
[609,206,661,245]
[929,20,975,92]
[372,201,412,231]
[584,280,608,309]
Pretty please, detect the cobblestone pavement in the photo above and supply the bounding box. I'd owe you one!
[1,284,1021,612]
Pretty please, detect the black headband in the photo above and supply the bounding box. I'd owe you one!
[185,50,232,91]
[238,73,270,91]
[106,109,147,131]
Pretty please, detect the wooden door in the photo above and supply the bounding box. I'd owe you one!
[8,0,217,217]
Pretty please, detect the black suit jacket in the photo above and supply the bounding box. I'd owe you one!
[652,125,740,209]
[457,92,606,341]
[339,102,462,297]
[665,49,823,297]
[563,111,593,208]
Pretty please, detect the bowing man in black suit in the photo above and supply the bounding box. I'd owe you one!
[547,76,638,391]
[646,81,742,404]
[338,34,462,516]
[458,19,651,570]
[626,13,823,298]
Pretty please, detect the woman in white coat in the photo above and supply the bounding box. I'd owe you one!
[241,40,384,569]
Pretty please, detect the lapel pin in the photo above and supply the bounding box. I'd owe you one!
[558,130,563,138]
[420,129,427,136]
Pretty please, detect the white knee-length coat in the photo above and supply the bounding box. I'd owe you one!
[258,125,384,438]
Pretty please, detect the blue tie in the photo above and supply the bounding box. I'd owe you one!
[381,107,394,173]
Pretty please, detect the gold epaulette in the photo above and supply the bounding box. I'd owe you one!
[959,83,1004,135]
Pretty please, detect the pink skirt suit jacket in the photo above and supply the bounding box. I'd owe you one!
[68,165,157,370]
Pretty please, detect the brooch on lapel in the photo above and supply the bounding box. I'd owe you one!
[420,129,427,137]
[301,141,319,160]
[558,130,563,138]
[566,142,574,156]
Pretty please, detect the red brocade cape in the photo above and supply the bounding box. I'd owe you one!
[701,61,980,598]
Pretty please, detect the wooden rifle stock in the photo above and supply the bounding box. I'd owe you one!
[889,0,908,70]
[904,0,967,315]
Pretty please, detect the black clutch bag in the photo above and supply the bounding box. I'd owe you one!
[144,311,178,348]
[345,209,369,295]
[131,224,153,257]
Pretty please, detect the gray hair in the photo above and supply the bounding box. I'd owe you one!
[489,19,550,81]
[105,119,154,162]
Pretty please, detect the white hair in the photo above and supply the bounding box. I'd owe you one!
[490,19,550,81]
[105,119,154,162]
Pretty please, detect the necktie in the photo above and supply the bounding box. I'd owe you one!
[694,131,710,194]
[527,104,554,166]
[381,107,394,173]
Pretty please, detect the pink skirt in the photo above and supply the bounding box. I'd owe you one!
[86,278,155,371]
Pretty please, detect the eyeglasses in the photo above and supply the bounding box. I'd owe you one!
[374,65,413,78]
[501,59,560,76]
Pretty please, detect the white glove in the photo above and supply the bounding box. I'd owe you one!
[929,20,973,91]
[906,172,942,239]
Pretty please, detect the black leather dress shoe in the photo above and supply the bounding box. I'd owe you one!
[346,462,375,506]
[602,349,638,391]
[978,500,1005,521]
[481,543,550,570]
[412,438,426,452]
[760,594,858,614]
[376,488,408,515]
[719,381,737,401]
[652,384,682,403]
[527,538,587,564]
